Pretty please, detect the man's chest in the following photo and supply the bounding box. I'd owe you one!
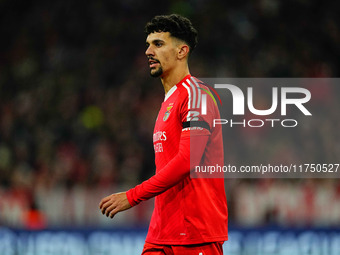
[153,96,182,154]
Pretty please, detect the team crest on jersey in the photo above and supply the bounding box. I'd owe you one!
[163,105,173,121]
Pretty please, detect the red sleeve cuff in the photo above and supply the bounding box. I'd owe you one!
[126,189,138,207]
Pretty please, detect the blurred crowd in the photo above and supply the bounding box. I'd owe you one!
[0,0,339,228]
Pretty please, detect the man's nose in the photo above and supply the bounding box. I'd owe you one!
[145,45,154,56]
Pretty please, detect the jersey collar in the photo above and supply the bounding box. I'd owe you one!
[164,85,177,102]
[164,74,192,102]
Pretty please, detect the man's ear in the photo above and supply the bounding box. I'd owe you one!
[177,44,190,60]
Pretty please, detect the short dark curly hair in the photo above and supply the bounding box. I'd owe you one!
[145,14,198,54]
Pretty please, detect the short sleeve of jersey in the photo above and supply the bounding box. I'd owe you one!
[179,77,217,137]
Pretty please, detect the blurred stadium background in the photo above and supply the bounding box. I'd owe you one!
[0,0,339,254]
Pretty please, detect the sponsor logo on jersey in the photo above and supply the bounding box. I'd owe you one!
[153,131,167,153]
[153,131,167,142]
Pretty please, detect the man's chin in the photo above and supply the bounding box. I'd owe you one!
[150,68,163,77]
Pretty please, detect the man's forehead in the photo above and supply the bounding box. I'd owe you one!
[146,31,171,42]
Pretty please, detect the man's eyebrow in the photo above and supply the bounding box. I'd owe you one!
[146,39,165,45]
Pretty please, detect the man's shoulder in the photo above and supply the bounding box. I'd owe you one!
[177,75,214,107]
[177,75,200,97]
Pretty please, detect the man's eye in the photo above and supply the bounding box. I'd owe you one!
[155,42,162,47]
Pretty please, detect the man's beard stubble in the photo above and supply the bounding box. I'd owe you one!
[150,66,163,77]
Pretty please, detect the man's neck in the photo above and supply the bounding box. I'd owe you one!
[160,66,190,94]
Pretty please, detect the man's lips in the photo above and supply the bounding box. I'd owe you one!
[148,58,159,68]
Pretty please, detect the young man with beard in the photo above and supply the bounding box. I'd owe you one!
[99,14,228,255]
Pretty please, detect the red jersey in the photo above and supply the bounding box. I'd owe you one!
[126,74,228,245]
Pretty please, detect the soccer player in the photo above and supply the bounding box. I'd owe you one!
[99,14,228,255]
